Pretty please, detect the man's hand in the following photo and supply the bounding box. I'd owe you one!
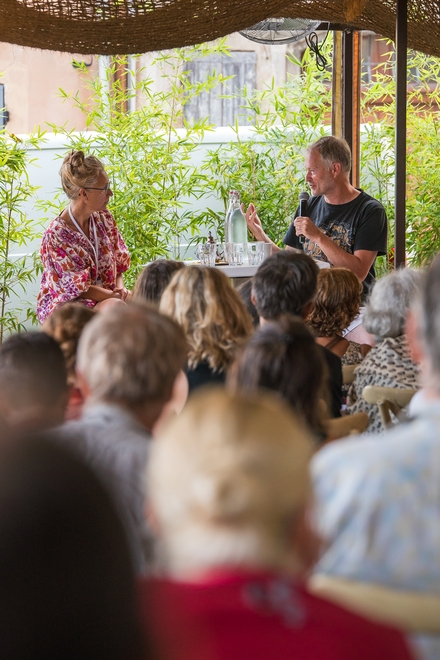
[293,216,322,243]
[242,203,268,242]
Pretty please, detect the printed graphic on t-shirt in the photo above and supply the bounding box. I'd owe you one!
[303,222,352,263]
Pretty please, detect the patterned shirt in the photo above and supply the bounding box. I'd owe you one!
[312,403,440,660]
[346,335,419,434]
[37,209,130,323]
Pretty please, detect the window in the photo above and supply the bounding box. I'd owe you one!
[184,51,257,127]
[0,84,9,129]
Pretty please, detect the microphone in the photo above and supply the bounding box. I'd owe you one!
[298,191,309,245]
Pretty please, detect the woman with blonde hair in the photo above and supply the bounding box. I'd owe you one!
[307,268,369,366]
[160,266,253,392]
[37,150,130,323]
[140,389,413,660]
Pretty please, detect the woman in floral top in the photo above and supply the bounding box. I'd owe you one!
[37,150,130,324]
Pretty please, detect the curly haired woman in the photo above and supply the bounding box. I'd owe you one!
[307,268,370,367]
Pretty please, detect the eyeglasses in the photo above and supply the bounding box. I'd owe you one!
[83,183,112,194]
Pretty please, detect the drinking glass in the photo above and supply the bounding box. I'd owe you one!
[225,242,245,266]
[197,242,216,267]
[247,241,265,266]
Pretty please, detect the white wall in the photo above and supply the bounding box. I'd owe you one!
[12,126,260,324]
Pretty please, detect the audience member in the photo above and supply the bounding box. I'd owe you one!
[141,389,413,660]
[42,302,96,420]
[58,302,188,572]
[0,332,68,433]
[346,267,421,432]
[236,278,259,328]
[0,433,146,659]
[160,266,252,392]
[252,252,342,417]
[307,268,369,365]
[133,259,184,305]
[311,258,440,659]
[230,315,327,441]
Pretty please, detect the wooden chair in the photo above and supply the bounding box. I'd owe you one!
[309,574,440,634]
[362,385,418,429]
[325,412,369,441]
[342,364,357,385]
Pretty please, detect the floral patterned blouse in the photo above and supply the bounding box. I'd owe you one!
[37,209,130,324]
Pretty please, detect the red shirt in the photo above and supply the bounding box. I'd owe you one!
[140,571,414,660]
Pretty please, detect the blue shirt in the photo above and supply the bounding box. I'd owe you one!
[312,402,440,659]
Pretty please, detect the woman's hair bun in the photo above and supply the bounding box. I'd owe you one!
[66,150,85,174]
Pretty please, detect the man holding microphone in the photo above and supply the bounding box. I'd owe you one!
[245,135,388,300]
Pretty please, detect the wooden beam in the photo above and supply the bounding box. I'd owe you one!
[395,0,407,268]
[352,30,361,188]
[332,30,361,186]
[343,30,354,166]
[332,31,343,138]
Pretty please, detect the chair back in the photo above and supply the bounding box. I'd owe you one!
[362,385,418,428]
[342,364,357,385]
[309,574,440,634]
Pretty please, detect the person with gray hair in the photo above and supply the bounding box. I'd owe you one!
[346,268,421,433]
[311,255,440,660]
[57,302,188,573]
[139,389,412,660]
[244,135,388,300]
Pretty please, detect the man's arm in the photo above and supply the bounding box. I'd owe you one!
[293,216,377,280]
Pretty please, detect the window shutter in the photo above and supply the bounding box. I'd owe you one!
[184,51,257,127]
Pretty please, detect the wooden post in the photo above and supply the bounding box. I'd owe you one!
[343,29,354,168]
[352,30,361,188]
[332,31,343,138]
[332,30,361,186]
[395,0,407,268]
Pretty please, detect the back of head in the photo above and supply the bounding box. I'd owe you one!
[77,302,188,410]
[0,434,144,659]
[252,252,319,320]
[418,255,440,382]
[307,136,352,174]
[231,315,326,437]
[59,150,104,200]
[236,278,259,328]
[160,266,252,370]
[42,303,96,386]
[148,388,313,578]
[133,260,185,305]
[308,268,362,337]
[363,268,422,342]
[0,332,68,431]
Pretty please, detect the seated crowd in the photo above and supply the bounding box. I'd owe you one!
[0,248,438,659]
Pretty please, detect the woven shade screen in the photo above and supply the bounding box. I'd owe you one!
[1,0,440,56]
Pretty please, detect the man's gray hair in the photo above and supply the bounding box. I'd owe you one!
[418,255,440,380]
[76,302,187,408]
[307,136,351,174]
[363,268,422,342]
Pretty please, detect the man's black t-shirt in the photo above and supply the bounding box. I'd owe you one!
[282,190,388,296]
